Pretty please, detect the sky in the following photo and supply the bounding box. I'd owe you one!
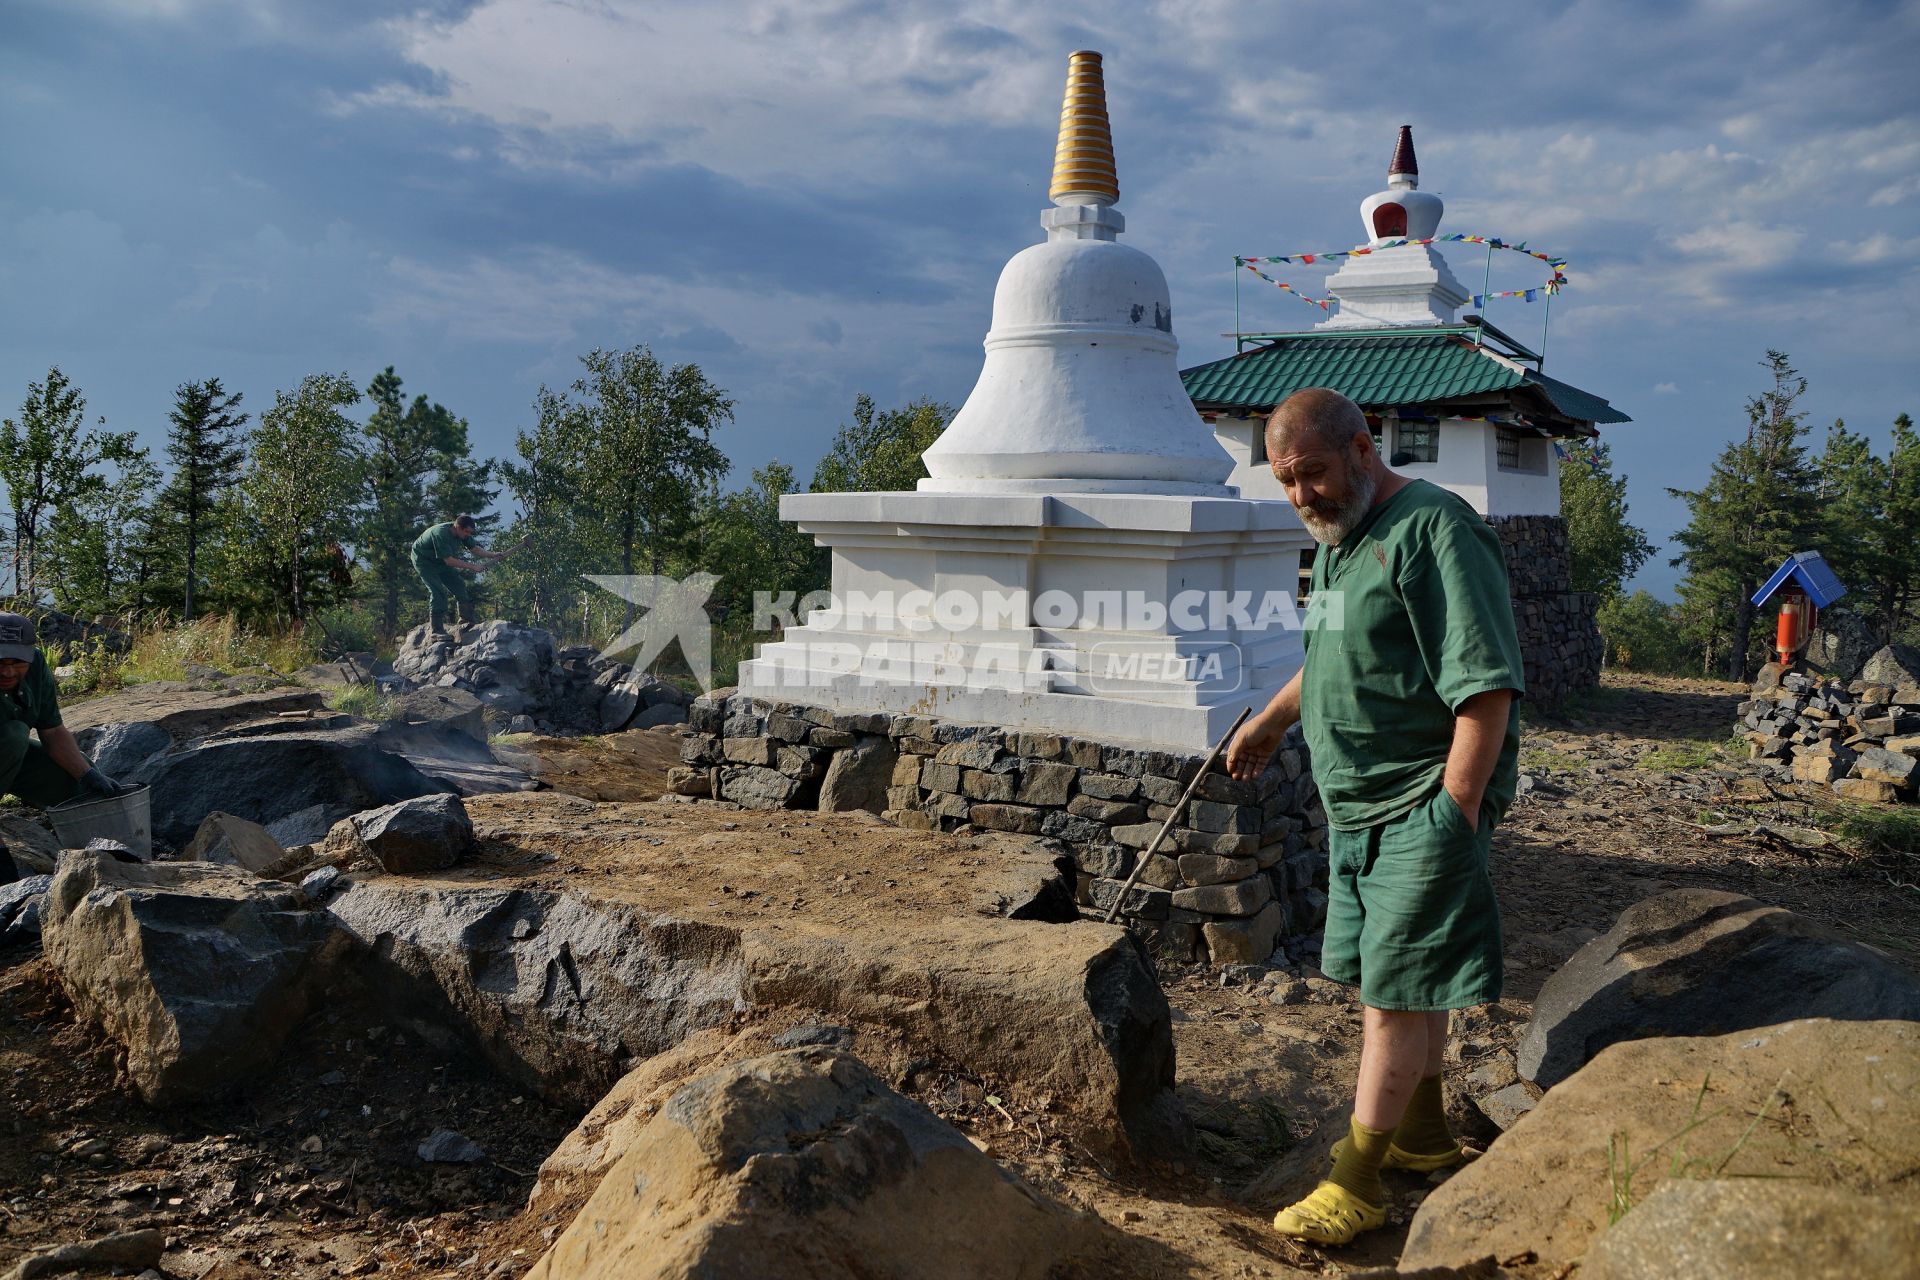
[3,0,1917,596]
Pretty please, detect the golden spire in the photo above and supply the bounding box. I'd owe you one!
[1049,50,1118,206]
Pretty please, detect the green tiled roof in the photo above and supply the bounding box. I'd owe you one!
[1180,330,1630,425]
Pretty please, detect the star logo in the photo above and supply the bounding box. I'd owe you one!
[586,573,720,691]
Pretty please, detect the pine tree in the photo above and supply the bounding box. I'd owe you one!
[158,378,248,620]
[1559,439,1653,599]
[1669,351,1825,680]
[1811,417,1886,631]
[1874,412,1920,643]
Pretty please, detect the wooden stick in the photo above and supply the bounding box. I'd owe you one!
[1101,706,1254,924]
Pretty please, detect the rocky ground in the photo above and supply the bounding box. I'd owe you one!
[3,671,1917,1278]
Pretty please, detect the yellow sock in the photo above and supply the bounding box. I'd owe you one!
[1393,1073,1456,1156]
[1328,1115,1390,1206]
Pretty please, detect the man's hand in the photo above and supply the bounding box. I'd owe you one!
[80,767,134,798]
[1227,671,1304,781]
[1442,689,1515,833]
[1227,712,1284,781]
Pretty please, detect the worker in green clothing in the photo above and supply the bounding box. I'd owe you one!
[1228,388,1524,1246]
[411,515,508,636]
[0,612,135,883]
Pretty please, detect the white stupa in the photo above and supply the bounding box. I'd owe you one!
[1314,126,1469,330]
[737,52,1313,750]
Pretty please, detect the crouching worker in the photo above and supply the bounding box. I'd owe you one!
[1229,389,1523,1246]
[411,514,508,637]
[0,612,135,882]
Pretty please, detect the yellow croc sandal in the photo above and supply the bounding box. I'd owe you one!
[1330,1135,1474,1173]
[1271,1180,1387,1245]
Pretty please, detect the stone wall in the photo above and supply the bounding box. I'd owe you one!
[1740,647,1920,803]
[1488,515,1603,710]
[672,693,1330,968]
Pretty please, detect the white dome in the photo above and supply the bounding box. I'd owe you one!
[919,224,1234,495]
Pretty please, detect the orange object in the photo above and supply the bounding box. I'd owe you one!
[1775,586,1816,666]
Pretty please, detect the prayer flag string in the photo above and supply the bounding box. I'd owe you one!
[1236,234,1569,313]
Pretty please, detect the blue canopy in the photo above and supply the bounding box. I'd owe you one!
[1751,551,1847,609]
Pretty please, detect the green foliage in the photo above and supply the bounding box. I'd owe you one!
[306,604,384,660]
[700,460,827,621]
[575,345,733,584]
[1829,804,1920,861]
[809,395,951,494]
[0,367,143,602]
[325,682,398,721]
[1560,440,1652,599]
[492,385,606,634]
[239,373,362,621]
[157,378,249,620]
[1597,590,1695,673]
[116,613,316,684]
[40,446,162,619]
[1869,412,1920,645]
[1670,352,1825,681]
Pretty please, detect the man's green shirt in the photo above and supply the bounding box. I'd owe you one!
[411,521,475,567]
[0,652,64,730]
[1301,479,1524,831]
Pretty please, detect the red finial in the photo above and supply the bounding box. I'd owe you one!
[1389,125,1417,178]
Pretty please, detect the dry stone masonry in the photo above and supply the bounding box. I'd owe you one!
[673,692,1330,967]
[1739,644,1920,803]
[1487,514,1603,710]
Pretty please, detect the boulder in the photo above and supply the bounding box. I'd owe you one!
[526,1048,1108,1280]
[1399,1019,1920,1272]
[70,721,172,779]
[1518,889,1920,1088]
[326,878,1179,1155]
[183,812,293,877]
[41,851,339,1105]
[0,813,62,877]
[1579,1179,1920,1280]
[351,793,473,874]
[630,703,688,729]
[1859,643,1920,689]
[1,874,51,947]
[61,683,323,739]
[817,738,896,813]
[130,724,455,849]
[1806,608,1877,681]
[386,686,488,745]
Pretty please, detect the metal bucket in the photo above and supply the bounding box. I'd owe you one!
[48,784,154,859]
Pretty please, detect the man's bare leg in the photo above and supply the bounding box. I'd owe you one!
[1353,1007,1432,1132]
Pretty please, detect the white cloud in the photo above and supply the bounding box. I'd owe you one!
[1654,382,1680,395]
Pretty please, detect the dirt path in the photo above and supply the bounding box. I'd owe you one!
[5,672,1915,1279]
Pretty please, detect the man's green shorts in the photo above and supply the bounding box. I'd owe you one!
[1320,785,1502,1011]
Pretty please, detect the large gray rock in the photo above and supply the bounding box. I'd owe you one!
[70,721,172,779]
[1401,1020,1920,1272]
[1860,643,1920,689]
[41,851,339,1105]
[387,686,488,745]
[1806,608,1878,681]
[324,879,751,1106]
[1518,888,1920,1088]
[0,874,51,947]
[351,793,474,874]
[131,724,455,849]
[817,738,896,813]
[1580,1179,1920,1280]
[183,811,292,877]
[326,873,1179,1155]
[526,1048,1109,1280]
[61,683,323,739]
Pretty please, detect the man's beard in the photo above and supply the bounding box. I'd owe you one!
[1296,455,1379,546]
